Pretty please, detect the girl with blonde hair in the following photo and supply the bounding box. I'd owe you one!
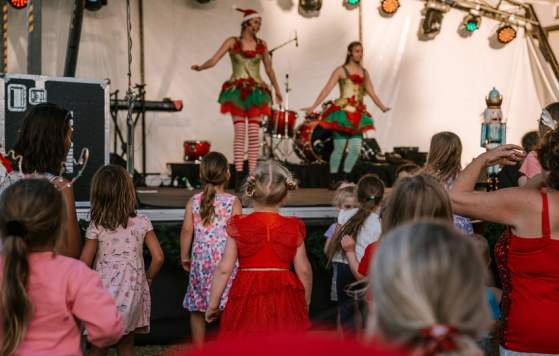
[368,221,490,356]
[206,160,312,335]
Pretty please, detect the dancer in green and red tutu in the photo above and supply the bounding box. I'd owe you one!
[304,42,390,189]
[192,7,283,189]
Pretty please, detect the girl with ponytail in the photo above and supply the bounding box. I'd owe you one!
[180,152,241,346]
[0,178,123,355]
[325,174,384,332]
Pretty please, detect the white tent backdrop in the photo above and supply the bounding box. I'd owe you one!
[5,0,555,173]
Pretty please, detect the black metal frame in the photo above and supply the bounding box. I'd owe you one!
[110,85,148,176]
[64,0,85,77]
[27,0,41,74]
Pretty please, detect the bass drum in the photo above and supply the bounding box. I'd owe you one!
[294,120,333,163]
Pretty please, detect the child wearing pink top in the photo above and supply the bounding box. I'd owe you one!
[81,165,164,355]
[0,178,123,356]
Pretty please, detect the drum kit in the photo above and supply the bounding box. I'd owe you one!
[261,73,334,163]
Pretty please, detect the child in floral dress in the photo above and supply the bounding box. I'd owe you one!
[80,165,165,355]
[180,152,241,346]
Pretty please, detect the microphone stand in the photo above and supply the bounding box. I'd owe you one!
[263,34,297,160]
[267,36,297,56]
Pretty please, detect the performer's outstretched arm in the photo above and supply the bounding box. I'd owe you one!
[262,41,283,105]
[191,37,236,71]
[364,70,390,113]
[303,67,342,114]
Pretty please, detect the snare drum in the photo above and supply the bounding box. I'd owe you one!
[183,140,210,162]
[294,120,333,163]
[267,110,298,138]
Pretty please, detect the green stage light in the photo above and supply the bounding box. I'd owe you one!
[347,0,360,5]
[463,14,481,33]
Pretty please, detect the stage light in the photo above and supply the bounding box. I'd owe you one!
[6,0,27,9]
[299,0,322,16]
[85,0,107,11]
[497,24,516,44]
[463,13,481,32]
[421,8,444,39]
[380,0,400,15]
[343,0,359,10]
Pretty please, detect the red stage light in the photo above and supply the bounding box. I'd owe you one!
[7,0,27,9]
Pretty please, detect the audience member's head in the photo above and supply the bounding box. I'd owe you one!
[395,163,420,182]
[0,178,65,355]
[381,174,453,234]
[332,183,357,211]
[368,221,490,356]
[243,160,297,207]
[521,131,539,153]
[90,164,137,230]
[539,102,559,137]
[424,131,462,183]
[199,152,230,225]
[326,174,385,262]
[13,103,72,175]
[537,128,559,190]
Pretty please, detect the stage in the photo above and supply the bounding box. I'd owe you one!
[76,187,338,224]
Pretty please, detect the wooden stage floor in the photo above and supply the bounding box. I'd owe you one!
[136,187,336,209]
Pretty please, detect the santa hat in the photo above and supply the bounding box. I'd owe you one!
[234,6,261,22]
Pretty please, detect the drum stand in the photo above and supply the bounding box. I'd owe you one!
[261,34,298,162]
[260,73,296,161]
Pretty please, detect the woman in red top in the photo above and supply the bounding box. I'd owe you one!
[206,160,312,336]
[449,136,559,355]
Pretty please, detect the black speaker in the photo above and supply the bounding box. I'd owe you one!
[1,73,109,203]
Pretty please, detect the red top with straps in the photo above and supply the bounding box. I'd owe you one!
[495,189,559,353]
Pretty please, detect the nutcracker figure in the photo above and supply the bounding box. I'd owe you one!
[481,87,506,189]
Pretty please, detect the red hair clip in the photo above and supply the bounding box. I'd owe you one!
[420,324,458,356]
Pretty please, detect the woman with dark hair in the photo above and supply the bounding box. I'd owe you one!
[304,41,390,188]
[450,138,559,355]
[191,8,283,189]
[1,102,81,258]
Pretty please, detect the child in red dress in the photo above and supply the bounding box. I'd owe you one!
[206,160,312,336]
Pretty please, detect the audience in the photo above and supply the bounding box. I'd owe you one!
[5,100,559,355]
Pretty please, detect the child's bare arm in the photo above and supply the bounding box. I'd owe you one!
[232,197,242,216]
[206,237,238,322]
[80,239,98,267]
[341,235,364,280]
[294,243,313,306]
[179,199,194,271]
[145,230,164,285]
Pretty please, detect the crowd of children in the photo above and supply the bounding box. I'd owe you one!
[2,101,559,356]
